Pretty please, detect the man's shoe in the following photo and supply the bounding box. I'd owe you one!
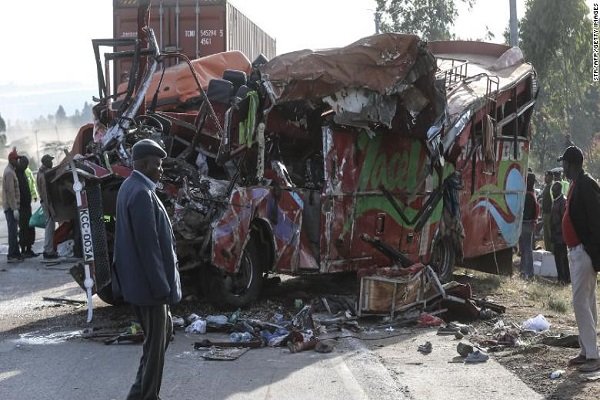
[578,359,600,373]
[43,252,59,260]
[465,350,489,363]
[417,341,432,354]
[568,354,588,366]
[7,255,23,263]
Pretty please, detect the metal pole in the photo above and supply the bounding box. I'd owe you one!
[374,11,381,34]
[509,0,518,47]
[34,129,40,164]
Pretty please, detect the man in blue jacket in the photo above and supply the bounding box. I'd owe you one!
[112,139,181,400]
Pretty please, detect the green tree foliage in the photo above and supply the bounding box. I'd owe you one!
[520,0,598,174]
[0,113,6,133]
[375,0,475,40]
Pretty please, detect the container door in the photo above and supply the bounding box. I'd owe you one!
[182,4,226,58]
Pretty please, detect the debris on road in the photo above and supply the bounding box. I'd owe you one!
[541,334,579,348]
[522,314,551,332]
[42,296,86,306]
[200,347,250,361]
[549,369,565,379]
[418,341,433,354]
[194,339,262,349]
[185,319,207,334]
[457,342,474,357]
[464,350,489,363]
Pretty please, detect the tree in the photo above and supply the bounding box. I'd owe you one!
[375,0,475,40]
[0,113,5,133]
[55,105,66,122]
[519,0,595,173]
[80,101,93,123]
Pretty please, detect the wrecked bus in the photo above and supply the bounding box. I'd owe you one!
[44,11,536,314]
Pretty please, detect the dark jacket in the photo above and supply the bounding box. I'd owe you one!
[568,170,600,270]
[523,191,538,221]
[541,185,553,214]
[16,167,31,209]
[112,171,182,306]
[550,195,566,244]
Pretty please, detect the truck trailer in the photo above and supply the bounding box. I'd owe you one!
[113,0,276,90]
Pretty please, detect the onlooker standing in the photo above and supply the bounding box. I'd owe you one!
[16,156,37,257]
[2,148,21,262]
[553,169,570,196]
[24,159,38,203]
[36,154,58,259]
[112,139,181,400]
[541,171,554,253]
[559,146,600,373]
[550,181,570,284]
[519,172,538,279]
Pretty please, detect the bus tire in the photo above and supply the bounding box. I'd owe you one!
[96,282,124,306]
[431,239,455,283]
[210,236,263,309]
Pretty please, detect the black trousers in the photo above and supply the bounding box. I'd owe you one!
[18,205,34,251]
[553,243,571,283]
[127,304,173,400]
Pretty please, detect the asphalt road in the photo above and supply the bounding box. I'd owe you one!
[0,214,543,400]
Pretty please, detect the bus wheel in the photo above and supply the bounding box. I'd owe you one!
[96,283,124,306]
[431,239,455,283]
[210,237,263,309]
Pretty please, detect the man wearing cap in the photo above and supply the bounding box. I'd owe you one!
[559,145,600,373]
[36,154,58,259]
[3,147,21,262]
[113,139,181,400]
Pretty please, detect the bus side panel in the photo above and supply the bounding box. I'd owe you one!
[321,128,439,273]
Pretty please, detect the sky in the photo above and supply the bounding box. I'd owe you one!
[0,0,593,124]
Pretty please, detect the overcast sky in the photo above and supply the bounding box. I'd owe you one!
[0,0,537,87]
[0,0,592,122]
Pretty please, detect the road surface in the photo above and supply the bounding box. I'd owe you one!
[0,215,541,400]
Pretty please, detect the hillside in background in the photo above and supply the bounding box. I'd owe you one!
[0,82,96,124]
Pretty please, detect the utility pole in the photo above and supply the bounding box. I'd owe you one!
[509,0,518,47]
[34,129,40,165]
[375,11,381,34]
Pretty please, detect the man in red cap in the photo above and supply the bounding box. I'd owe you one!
[559,145,600,372]
[2,147,22,262]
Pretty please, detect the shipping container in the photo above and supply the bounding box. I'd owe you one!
[113,0,276,87]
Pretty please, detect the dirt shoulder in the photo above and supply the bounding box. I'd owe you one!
[461,269,600,400]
